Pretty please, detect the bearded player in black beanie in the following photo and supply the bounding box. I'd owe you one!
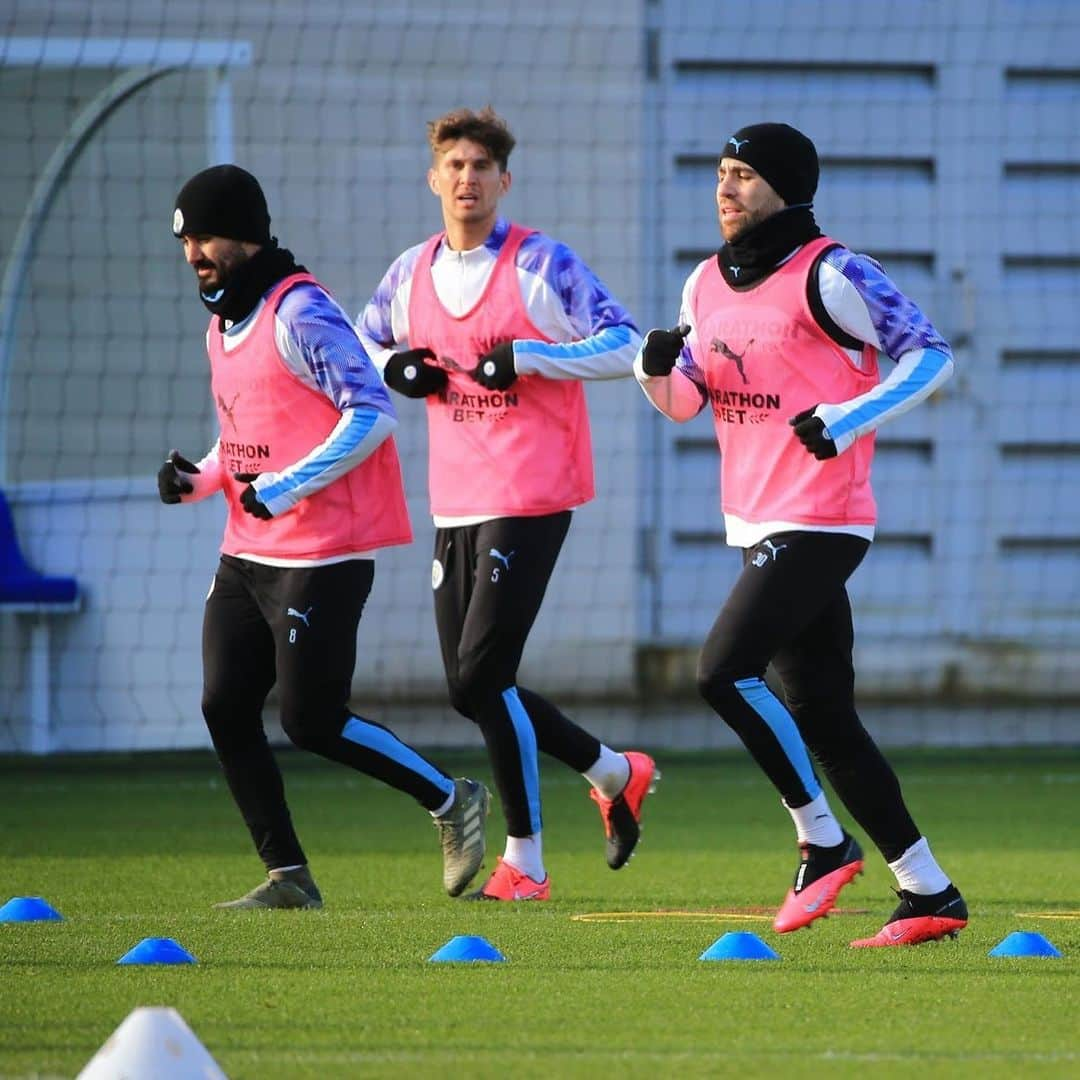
[634,123,968,947]
[160,164,490,908]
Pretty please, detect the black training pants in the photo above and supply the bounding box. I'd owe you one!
[202,555,451,871]
[432,513,601,837]
[696,532,920,862]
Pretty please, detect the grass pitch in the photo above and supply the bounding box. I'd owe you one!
[1,747,1077,1078]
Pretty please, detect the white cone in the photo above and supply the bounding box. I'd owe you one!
[77,1006,228,1079]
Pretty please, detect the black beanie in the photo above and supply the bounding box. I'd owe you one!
[172,164,272,244]
[722,123,819,206]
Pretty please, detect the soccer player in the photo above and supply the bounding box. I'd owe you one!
[159,164,489,909]
[635,124,968,946]
[355,107,657,900]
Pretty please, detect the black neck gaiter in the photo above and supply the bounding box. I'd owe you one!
[717,206,822,288]
[200,244,307,329]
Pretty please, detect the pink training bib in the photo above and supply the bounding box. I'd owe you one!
[408,224,594,518]
[689,237,879,529]
[208,273,412,559]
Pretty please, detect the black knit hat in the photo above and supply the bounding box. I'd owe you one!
[722,123,819,206]
[172,164,272,244]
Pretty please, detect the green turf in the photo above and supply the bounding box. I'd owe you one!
[1,747,1077,1078]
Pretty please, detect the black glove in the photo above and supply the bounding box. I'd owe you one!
[472,342,517,390]
[789,406,837,460]
[234,472,274,519]
[383,348,447,398]
[641,324,691,376]
[157,449,200,504]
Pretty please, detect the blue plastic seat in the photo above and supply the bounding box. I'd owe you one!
[1,489,80,753]
[0,490,78,607]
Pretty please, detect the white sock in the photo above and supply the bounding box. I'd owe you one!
[504,834,545,881]
[888,836,951,894]
[783,792,844,847]
[583,746,631,799]
[429,786,455,818]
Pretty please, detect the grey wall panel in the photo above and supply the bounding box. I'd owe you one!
[642,0,1080,705]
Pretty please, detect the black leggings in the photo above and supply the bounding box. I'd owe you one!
[433,513,601,837]
[202,556,453,870]
[697,532,919,862]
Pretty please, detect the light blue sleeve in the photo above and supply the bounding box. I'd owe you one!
[252,407,398,516]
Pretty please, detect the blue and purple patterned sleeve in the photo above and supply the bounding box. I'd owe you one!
[520,236,638,338]
[821,247,950,361]
[813,247,954,453]
[354,242,427,364]
[238,282,400,515]
[511,233,641,380]
[276,282,396,414]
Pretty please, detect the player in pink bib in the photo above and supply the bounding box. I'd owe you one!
[357,108,658,899]
[159,165,489,909]
[636,124,967,947]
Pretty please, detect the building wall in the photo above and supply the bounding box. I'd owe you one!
[2,2,1078,751]
[0,1,646,750]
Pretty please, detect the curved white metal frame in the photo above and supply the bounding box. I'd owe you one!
[0,37,251,483]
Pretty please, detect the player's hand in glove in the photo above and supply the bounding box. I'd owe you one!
[641,324,691,376]
[472,342,517,390]
[157,449,200,504]
[789,406,837,460]
[382,348,447,398]
[234,473,274,519]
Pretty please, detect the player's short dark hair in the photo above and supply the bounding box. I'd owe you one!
[427,107,516,171]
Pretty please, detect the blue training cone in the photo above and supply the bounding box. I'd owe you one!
[989,931,1062,958]
[117,937,197,965]
[700,931,780,961]
[0,896,64,922]
[428,935,506,963]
